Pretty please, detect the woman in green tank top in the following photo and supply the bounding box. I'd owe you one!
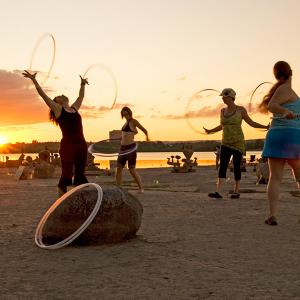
[204,88,269,199]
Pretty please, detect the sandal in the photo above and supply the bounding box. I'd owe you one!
[265,216,278,226]
[208,192,222,199]
[230,192,240,199]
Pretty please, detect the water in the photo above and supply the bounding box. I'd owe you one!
[0,151,263,168]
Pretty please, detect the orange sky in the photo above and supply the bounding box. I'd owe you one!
[0,0,300,143]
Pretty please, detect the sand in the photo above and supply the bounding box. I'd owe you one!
[0,165,300,299]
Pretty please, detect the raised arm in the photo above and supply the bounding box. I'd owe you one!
[203,124,222,134]
[72,76,89,111]
[240,107,269,129]
[132,119,149,141]
[22,70,60,115]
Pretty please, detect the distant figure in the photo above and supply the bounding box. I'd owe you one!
[214,145,221,170]
[259,61,300,225]
[18,153,25,165]
[116,107,149,193]
[204,88,269,199]
[25,156,33,165]
[39,148,51,163]
[23,70,89,197]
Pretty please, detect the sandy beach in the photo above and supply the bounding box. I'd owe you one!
[1,165,300,299]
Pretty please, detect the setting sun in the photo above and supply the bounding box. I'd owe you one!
[0,136,8,145]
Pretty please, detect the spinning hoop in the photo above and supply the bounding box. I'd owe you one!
[271,114,300,120]
[248,81,273,113]
[83,64,118,110]
[29,33,56,84]
[35,183,103,250]
[185,89,220,135]
[88,139,138,157]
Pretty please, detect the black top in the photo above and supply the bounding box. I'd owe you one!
[57,107,85,142]
[122,119,134,132]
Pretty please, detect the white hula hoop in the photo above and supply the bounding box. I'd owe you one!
[185,88,220,135]
[83,63,118,110]
[35,183,103,250]
[88,143,138,157]
[271,114,300,120]
[29,33,56,84]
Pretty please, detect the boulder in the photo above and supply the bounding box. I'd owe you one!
[42,185,143,245]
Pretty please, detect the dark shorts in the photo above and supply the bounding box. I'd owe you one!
[117,143,137,168]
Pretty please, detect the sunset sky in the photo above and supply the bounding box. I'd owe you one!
[1,0,300,143]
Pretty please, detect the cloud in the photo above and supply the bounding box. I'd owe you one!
[80,102,134,119]
[0,69,49,126]
[0,69,136,124]
[0,125,34,132]
[190,90,219,100]
[157,103,224,120]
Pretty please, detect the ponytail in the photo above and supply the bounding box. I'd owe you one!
[258,61,292,113]
[258,79,287,113]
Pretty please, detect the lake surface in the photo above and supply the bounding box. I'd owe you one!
[0,151,263,168]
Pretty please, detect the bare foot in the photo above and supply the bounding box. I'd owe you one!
[138,189,144,194]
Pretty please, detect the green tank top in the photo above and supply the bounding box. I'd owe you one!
[221,108,245,154]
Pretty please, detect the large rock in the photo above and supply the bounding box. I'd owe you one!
[42,186,143,245]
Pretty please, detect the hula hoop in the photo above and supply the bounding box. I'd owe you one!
[83,64,118,110]
[35,183,103,250]
[88,139,138,157]
[248,81,273,113]
[185,88,220,135]
[29,33,56,84]
[271,114,300,119]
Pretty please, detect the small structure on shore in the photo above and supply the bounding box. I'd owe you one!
[167,143,198,173]
[86,152,100,171]
[50,153,61,167]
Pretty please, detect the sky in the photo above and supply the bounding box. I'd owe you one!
[0,0,300,143]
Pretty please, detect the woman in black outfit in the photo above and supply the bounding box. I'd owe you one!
[23,70,89,196]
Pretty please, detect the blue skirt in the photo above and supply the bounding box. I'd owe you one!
[262,127,300,159]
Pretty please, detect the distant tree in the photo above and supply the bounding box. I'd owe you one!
[32,140,39,144]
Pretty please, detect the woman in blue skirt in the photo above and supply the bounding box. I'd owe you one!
[259,61,300,225]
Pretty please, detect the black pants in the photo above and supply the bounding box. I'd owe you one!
[218,145,243,181]
[58,140,88,192]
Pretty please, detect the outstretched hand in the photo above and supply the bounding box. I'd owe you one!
[80,75,89,86]
[22,70,37,80]
[203,127,211,134]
